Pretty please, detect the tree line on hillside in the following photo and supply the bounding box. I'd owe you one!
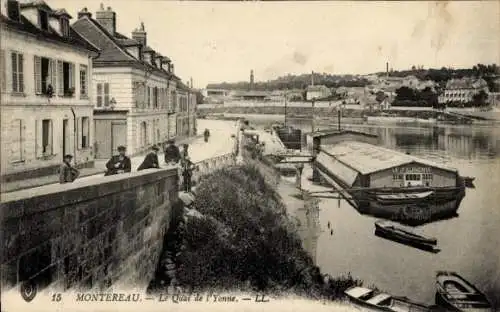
[207,73,370,91]
[206,64,499,92]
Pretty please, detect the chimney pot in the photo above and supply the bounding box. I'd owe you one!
[107,6,111,11]
[100,3,104,10]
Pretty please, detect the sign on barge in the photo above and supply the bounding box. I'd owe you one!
[309,130,466,224]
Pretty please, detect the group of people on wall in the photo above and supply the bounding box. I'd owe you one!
[59,138,199,193]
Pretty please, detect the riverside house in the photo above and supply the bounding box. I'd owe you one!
[0,0,99,183]
[438,77,489,105]
[72,4,192,159]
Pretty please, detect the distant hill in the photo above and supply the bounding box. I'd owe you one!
[206,73,370,91]
[206,63,499,92]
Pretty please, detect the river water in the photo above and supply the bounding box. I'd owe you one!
[240,117,500,306]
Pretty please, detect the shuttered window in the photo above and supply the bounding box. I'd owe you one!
[34,56,42,94]
[11,52,23,93]
[57,60,63,96]
[41,119,53,155]
[96,83,110,107]
[79,65,88,96]
[81,117,89,148]
[10,119,25,162]
[0,49,6,92]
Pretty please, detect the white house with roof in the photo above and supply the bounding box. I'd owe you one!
[438,77,489,105]
[1,0,99,182]
[306,85,331,101]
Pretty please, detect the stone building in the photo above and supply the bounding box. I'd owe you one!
[0,0,99,182]
[438,78,489,105]
[175,81,197,137]
[72,4,192,159]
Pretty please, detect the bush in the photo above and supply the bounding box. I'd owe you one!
[174,164,365,299]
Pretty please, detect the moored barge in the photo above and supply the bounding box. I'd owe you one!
[308,130,466,223]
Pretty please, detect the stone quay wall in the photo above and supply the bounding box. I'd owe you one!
[1,167,179,292]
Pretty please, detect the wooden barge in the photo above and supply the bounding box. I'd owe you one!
[308,130,466,223]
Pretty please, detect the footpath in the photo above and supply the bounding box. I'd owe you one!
[1,119,238,194]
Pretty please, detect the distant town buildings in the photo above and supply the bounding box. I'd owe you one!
[1,0,99,181]
[306,85,331,101]
[438,78,489,105]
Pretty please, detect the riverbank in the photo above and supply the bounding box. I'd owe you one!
[197,105,500,125]
[148,162,366,300]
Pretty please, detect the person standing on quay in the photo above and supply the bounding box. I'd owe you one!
[138,145,160,171]
[164,139,181,165]
[59,154,80,184]
[105,145,131,176]
[181,156,196,192]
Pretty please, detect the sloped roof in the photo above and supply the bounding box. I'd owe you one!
[446,78,488,90]
[320,141,457,175]
[0,14,99,53]
[307,85,329,91]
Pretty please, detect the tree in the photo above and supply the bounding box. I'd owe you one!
[472,90,489,107]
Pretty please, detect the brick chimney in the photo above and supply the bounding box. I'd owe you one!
[132,22,147,47]
[78,7,92,19]
[95,3,116,35]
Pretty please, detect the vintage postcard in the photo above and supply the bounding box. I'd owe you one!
[1,0,499,311]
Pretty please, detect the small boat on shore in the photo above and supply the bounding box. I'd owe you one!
[376,191,434,205]
[374,220,437,250]
[345,286,433,311]
[435,271,492,312]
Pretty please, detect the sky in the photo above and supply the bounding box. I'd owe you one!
[15,0,500,88]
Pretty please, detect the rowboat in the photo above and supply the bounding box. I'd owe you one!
[374,220,437,251]
[376,191,434,205]
[344,286,432,311]
[435,271,492,312]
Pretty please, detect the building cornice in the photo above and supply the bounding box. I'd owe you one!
[1,23,99,57]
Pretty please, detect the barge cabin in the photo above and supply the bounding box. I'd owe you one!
[311,132,465,223]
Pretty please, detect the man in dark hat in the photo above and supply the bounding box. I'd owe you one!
[59,154,80,184]
[105,145,132,176]
[138,145,160,171]
[164,139,181,165]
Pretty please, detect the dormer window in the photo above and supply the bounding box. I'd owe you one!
[60,18,70,37]
[39,10,49,31]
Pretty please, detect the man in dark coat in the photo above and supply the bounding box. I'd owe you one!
[138,145,160,171]
[181,156,196,192]
[105,145,132,176]
[59,154,80,183]
[164,139,181,164]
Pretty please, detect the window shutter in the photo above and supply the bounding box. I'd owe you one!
[35,120,43,158]
[11,53,17,92]
[18,54,24,92]
[104,83,110,106]
[51,59,57,91]
[48,120,53,155]
[21,119,26,160]
[77,117,82,149]
[96,83,102,106]
[69,63,74,89]
[34,56,42,94]
[0,50,5,92]
[57,60,63,95]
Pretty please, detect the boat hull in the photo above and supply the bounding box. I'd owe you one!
[354,188,465,225]
[374,223,437,245]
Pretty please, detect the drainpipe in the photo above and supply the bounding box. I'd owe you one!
[71,108,77,164]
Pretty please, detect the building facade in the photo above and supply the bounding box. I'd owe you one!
[1,0,99,182]
[72,5,194,159]
[438,78,489,105]
[306,85,331,101]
